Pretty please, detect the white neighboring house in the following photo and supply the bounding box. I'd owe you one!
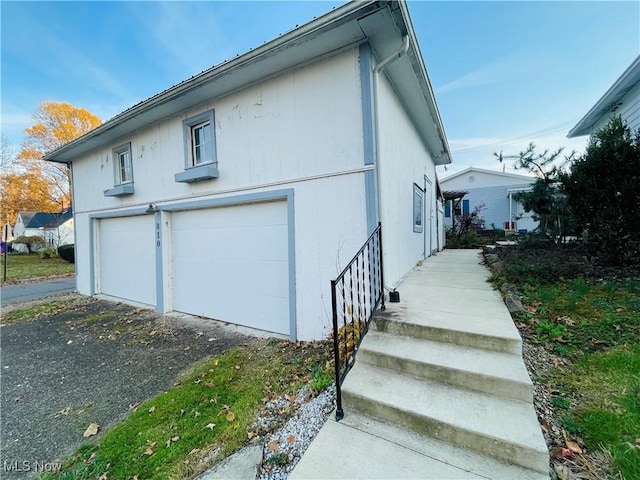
[12,209,74,252]
[568,55,640,137]
[43,1,452,342]
[440,167,538,233]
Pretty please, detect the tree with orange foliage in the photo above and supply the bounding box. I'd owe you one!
[5,101,101,223]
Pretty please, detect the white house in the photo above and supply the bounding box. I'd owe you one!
[12,209,74,252]
[43,1,452,341]
[568,55,640,137]
[440,167,538,233]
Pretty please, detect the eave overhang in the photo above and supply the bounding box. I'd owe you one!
[568,55,640,138]
[44,0,452,166]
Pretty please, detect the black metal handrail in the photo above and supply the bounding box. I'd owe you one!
[331,222,384,420]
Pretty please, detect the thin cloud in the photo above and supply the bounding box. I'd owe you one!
[435,53,529,95]
[125,2,231,79]
[0,112,33,126]
[34,31,131,102]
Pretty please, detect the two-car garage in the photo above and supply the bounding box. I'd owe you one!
[95,198,291,337]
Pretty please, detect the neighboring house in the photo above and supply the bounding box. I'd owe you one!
[13,209,74,252]
[568,55,640,137]
[440,167,538,233]
[43,1,452,342]
[12,211,36,241]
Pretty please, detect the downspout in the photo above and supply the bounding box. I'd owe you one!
[372,35,409,291]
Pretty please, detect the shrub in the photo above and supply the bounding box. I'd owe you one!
[13,235,45,254]
[40,246,58,259]
[560,116,640,265]
[497,243,588,285]
[58,244,75,263]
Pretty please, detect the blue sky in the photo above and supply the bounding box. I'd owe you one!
[2,1,639,176]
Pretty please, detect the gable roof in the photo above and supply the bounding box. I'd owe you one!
[43,1,451,166]
[440,166,536,184]
[568,55,640,138]
[16,211,37,226]
[23,209,73,229]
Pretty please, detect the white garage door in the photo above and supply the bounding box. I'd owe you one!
[98,216,156,305]
[171,201,289,335]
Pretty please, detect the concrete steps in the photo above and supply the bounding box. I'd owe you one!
[342,361,548,473]
[291,410,549,480]
[357,331,533,402]
[341,281,549,474]
[291,251,549,479]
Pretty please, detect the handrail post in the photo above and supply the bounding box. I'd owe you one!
[330,223,383,421]
[331,279,344,420]
[378,222,385,310]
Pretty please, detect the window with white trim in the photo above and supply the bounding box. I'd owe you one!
[175,110,219,183]
[104,142,135,197]
[116,145,133,184]
[190,121,214,166]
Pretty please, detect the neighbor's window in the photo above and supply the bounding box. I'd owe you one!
[113,142,133,184]
[413,183,424,233]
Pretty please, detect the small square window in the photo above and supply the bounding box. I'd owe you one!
[175,110,218,183]
[191,121,214,166]
[104,142,134,197]
[118,149,132,183]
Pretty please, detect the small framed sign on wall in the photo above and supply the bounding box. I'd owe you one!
[413,183,424,233]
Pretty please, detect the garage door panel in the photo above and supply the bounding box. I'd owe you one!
[172,202,289,335]
[99,216,155,305]
[173,225,287,263]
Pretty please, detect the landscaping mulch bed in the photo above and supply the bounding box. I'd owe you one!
[487,244,640,480]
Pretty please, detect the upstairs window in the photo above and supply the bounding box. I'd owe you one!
[117,147,133,184]
[175,110,218,183]
[104,142,134,197]
[190,121,214,166]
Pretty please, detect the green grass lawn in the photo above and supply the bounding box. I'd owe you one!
[493,246,640,480]
[40,339,332,480]
[0,253,74,283]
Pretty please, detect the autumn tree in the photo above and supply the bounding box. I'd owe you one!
[0,171,60,225]
[16,101,101,210]
[1,134,14,171]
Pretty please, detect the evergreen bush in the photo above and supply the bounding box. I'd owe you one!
[58,244,75,263]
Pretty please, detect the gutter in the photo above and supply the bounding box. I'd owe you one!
[44,0,382,163]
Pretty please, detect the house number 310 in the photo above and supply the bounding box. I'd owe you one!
[156,222,161,247]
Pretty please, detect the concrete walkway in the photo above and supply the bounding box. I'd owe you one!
[291,249,549,480]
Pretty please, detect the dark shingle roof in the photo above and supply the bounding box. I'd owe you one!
[25,208,73,229]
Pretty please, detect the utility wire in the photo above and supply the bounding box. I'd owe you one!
[452,118,580,155]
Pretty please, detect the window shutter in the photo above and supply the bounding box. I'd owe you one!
[445,201,451,218]
[462,199,470,215]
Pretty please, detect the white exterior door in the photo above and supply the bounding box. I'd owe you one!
[171,201,290,335]
[98,216,156,305]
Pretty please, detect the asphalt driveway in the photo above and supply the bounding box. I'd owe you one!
[0,295,248,479]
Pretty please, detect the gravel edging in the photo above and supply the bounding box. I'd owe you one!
[251,385,336,480]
